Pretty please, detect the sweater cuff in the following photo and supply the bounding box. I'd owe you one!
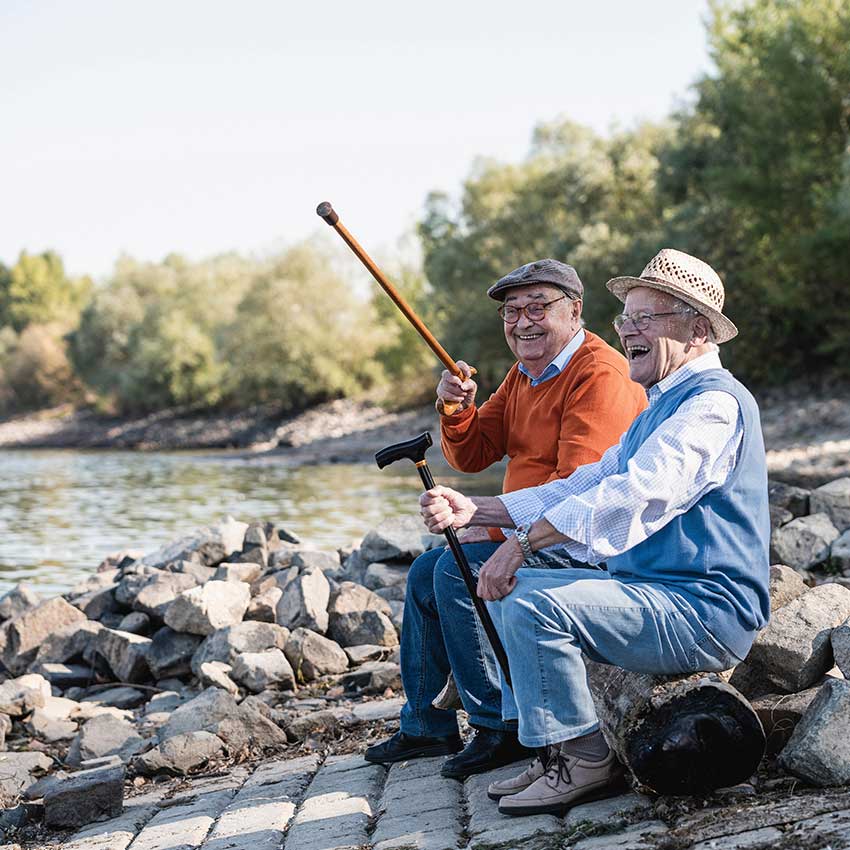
[487,527,506,543]
[438,401,476,427]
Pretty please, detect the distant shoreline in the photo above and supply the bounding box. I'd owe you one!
[0,386,848,487]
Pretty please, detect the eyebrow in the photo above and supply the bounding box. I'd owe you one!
[504,289,550,302]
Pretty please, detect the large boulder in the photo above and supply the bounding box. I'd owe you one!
[730,583,850,695]
[771,513,840,572]
[146,627,203,679]
[94,629,152,683]
[43,763,125,828]
[780,678,850,786]
[164,581,251,635]
[190,621,290,674]
[33,620,103,668]
[1,597,87,674]
[327,582,397,648]
[275,568,329,633]
[0,583,41,621]
[360,516,439,563]
[131,572,199,619]
[138,517,249,568]
[136,730,226,775]
[66,714,144,766]
[811,478,850,532]
[230,650,295,693]
[284,628,349,681]
[769,564,809,610]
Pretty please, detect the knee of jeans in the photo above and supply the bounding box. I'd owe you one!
[406,549,441,604]
[433,550,463,602]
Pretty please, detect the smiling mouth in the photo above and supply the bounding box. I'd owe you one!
[627,345,651,361]
[516,333,543,341]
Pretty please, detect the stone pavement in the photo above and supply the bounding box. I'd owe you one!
[29,700,850,850]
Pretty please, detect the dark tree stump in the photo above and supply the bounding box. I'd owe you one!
[585,661,765,795]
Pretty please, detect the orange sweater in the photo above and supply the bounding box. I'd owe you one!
[440,331,647,538]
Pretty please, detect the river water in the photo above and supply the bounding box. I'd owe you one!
[0,449,504,595]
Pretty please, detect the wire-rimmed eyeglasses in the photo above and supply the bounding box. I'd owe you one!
[498,296,567,324]
[613,307,696,332]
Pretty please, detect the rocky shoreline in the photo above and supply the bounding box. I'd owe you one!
[0,472,846,848]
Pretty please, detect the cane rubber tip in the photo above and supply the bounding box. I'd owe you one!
[316,202,338,225]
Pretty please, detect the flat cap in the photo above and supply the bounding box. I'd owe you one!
[486,258,583,301]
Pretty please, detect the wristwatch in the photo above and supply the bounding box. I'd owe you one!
[515,526,534,560]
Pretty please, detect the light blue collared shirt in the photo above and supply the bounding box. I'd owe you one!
[517,328,586,386]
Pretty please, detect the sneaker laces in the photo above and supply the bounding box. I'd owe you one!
[543,747,574,790]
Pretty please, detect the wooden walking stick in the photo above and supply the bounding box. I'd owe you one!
[316,201,472,414]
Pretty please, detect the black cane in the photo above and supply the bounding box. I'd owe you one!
[375,432,512,689]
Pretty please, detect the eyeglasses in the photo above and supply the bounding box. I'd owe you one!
[612,307,695,332]
[498,296,567,324]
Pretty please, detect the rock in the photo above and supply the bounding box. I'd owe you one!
[341,661,402,694]
[212,562,262,584]
[290,550,341,573]
[833,618,850,678]
[164,581,251,635]
[82,686,147,710]
[363,561,409,591]
[159,687,288,752]
[344,644,388,665]
[768,481,810,517]
[138,517,249,568]
[831,530,850,573]
[25,707,78,743]
[232,544,269,567]
[165,560,218,584]
[116,612,150,634]
[43,763,125,828]
[191,621,290,674]
[33,620,103,667]
[0,715,10,749]
[245,586,283,622]
[2,597,87,674]
[275,568,329,633]
[771,513,840,571]
[360,516,439,562]
[145,627,203,679]
[30,662,94,689]
[244,523,268,548]
[136,730,226,775]
[198,661,240,696]
[374,585,406,602]
[132,572,198,619]
[0,752,53,798]
[769,564,809,610]
[780,678,850,786]
[811,478,850,532]
[730,583,850,695]
[94,629,152,682]
[284,628,349,681]
[230,650,295,693]
[327,582,397,647]
[751,687,822,755]
[286,709,347,742]
[70,586,120,621]
[0,584,40,621]
[0,673,51,716]
[769,504,793,531]
[67,714,144,766]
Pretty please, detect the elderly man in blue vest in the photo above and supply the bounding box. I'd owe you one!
[419,249,770,818]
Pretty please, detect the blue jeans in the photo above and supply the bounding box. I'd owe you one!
[399,542,580,737]
[489,567,747,748]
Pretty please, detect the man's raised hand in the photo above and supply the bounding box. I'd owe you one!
[436,360,477,413]
[419,485,477,533]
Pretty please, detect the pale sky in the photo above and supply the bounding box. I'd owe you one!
[1,1,713,279]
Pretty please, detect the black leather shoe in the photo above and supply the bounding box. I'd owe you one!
[440,728,534,779]
[364,731,463,765]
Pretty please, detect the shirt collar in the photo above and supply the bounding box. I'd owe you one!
[517,329,586,386]
[646,350,723,405]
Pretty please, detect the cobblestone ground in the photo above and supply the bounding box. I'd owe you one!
[22,702,850,850]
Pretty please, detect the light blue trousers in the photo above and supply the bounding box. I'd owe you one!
[488,567,746,748]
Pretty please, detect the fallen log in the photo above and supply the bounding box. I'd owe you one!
[585,661,765,795]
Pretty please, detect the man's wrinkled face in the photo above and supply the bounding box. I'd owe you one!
[502,283,582,377]
[617,287,698,389]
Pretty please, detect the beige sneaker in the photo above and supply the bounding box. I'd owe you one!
[497,747,625,817]
[487,749,552,800]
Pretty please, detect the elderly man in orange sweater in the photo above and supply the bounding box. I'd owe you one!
[365,259,646,778]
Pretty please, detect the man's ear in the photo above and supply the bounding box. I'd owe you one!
[692,315,712,345]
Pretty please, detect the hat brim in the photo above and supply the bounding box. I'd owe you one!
[606,276,738,344]
[487,280,583,302]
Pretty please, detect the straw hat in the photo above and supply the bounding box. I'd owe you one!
[606,249,738,343]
